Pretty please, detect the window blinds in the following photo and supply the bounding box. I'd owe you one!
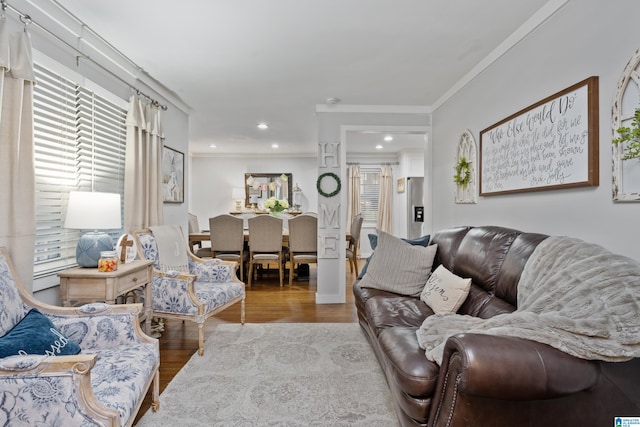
[359,167,380,224]
[32,63,126,278]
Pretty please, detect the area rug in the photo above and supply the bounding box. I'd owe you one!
[136,323,398,426]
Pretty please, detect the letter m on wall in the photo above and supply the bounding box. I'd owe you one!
[319,203,339,229]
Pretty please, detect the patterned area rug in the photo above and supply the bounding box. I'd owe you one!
[137,323,398,426]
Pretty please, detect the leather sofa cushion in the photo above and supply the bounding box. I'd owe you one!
[365,296,433,335]
[458,284,516,318]
[494,232,548,305]
[430,226,471,271]
[353,283,394,314]
[378,327,440,398]
[452,226,519,294]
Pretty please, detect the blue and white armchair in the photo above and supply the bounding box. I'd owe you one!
[0,247,160,427]
[133,227,245,356]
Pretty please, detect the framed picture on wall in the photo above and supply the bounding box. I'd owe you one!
[397,177,406,193]
[162,146,184,203]
[479,76,599,196]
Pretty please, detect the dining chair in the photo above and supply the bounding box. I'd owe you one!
[209,214,246,281]
[188,212,212,258]
[287,214,318,286]
[346,213,364,277]
[247,215,284,287]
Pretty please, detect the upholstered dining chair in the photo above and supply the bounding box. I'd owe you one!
[247,215,284,287]
[188,212,211,258]
[209,214,246,281]
[346,213,364,277]
[287,214,318,286]
[133,225,245,356]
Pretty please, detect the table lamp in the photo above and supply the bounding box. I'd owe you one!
[292,183,302,211]
[64,191,122,268]
[231,187,245,211]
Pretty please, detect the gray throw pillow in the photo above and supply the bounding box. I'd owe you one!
[358,230,438,297]
[357,233,431,279]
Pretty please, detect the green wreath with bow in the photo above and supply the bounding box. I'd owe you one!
[316,172,341,198]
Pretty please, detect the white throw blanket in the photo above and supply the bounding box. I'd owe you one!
[149,225,189,273]
[416,236,640,365]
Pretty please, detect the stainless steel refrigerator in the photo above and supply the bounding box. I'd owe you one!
[405,177,424,239]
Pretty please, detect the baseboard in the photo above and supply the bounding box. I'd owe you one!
[315,293,346,304]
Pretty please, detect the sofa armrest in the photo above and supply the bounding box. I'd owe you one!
[188,255,240,284]
[151,271,208,315]
[0,353,121,426]
[439,333,600,400]
[31,303,157,350]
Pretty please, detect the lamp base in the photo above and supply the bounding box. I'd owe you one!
[76,232,114,268]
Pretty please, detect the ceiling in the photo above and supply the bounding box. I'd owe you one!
[54,0,551,156]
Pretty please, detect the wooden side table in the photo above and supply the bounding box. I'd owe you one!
[58,260,154,335]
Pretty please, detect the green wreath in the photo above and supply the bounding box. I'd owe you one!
[453,156,471,189]
[316,172,341,198]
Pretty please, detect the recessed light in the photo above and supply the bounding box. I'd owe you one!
[257,122,269,130]
[271,143,279,149]
[384,135,393,142]
[209,144,217,148]
[375,144,383,150]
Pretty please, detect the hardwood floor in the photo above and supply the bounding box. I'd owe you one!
[134,261,363,423]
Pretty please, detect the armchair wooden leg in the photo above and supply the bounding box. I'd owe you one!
[197,322,205,356]
[240,297,245,324]
[151,370,160,411]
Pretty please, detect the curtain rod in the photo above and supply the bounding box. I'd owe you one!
[347,161,399,166]
[2,1,168,110]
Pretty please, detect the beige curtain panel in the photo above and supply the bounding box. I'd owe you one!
[348,165,361,224]
[124,95,164,232]
[376,165,393,234]
[0,17,36,291]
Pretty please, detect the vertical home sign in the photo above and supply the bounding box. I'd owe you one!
[479,76,599,196]
[317,142,341,258]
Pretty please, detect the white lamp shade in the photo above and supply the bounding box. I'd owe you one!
[64,191,122,230]
[231,187,245,200]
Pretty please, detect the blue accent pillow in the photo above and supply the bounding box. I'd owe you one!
[357,233,431,279]
[0,309,81,358]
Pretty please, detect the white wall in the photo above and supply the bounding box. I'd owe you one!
[431,0,640,260]
[188,155,318,229]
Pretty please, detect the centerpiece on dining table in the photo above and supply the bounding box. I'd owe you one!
[264,196,289,216]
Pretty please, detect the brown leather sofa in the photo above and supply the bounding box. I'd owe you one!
[354,225,640,427]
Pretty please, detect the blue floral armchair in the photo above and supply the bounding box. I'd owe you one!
[0,247,159,427]
[133,228,245,356]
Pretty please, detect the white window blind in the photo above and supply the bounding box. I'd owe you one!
[33,63,126,280]
[359,167,380,224]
